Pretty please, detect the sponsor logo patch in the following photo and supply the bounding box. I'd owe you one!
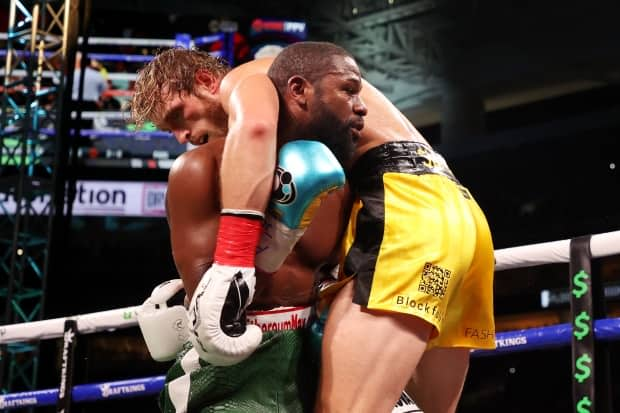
[272,166,296,204]
[418,262,451,298]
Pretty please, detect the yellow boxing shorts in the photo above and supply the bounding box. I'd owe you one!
[341,141,496,350]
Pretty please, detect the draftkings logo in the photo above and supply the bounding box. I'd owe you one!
[100,383,146,398]
[0,395,38,409]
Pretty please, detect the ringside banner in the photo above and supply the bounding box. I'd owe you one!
[0,181,167,217]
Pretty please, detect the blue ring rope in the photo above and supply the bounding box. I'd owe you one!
[0,317,619,409]
[0,50,223,62]
[472,317,620,357]
[0,376,165,409]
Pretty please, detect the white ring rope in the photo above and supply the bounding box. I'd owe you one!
[494,230,620,271]
[70,111,129,120]
[78,37,177,47]
[0,230,619,344]
[1,32,181,83]
[0,33,178,47]
[0,69,138,81]
[0,307,138,344]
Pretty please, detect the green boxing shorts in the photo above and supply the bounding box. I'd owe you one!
[159,306,317,413]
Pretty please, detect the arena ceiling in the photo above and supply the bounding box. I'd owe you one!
[92,0,620,130]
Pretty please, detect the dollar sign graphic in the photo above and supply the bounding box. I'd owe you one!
[574,354,592,383]
[574,311,590,341]
[576,396,592,413]
[572,270,589,299]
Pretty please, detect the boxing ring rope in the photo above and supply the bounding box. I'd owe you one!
[1,31,237,173]
[0,69,138,81]
[0,230,618,410]
[0,33,178,47]
[494,230,620,271]
[0,31,233,64]
[0,50,225,63]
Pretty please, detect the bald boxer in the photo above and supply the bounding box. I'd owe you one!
[267,42,496,413]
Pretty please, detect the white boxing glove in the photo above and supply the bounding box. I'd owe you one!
[187,263,262,366]
[137,279,189,362]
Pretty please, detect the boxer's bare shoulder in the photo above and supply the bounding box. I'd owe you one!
[354,79,429,161]
[169,138,225,182]
[219,57,274,109]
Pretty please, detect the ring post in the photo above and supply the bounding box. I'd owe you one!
[56,320,78,413]
[569,236,594,413]
[591,256,614,412]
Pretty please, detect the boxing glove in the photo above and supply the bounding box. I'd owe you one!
[393,391,423,412]
[137,279,189,362]
[256,140,346,273]
[188,213,263,366]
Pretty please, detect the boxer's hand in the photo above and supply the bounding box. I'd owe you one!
[187,263,262,366]
[137,279,189,362]
[256,140,345,273]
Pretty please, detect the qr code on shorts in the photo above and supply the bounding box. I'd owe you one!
[418,262,451,298]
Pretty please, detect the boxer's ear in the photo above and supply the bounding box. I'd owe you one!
[287,75,311,106]
[195,69,218,93]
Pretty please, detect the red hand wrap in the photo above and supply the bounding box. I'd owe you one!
[214,214,263,267]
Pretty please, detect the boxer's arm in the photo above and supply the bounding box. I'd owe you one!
[182,74,279,366]
[169,149,263,364]
[219,72,279,213]
[295,183,352,269]
[137,148,219,362]
[166,148,220,301]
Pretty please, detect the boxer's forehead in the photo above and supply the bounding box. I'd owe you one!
[324,55,362,80]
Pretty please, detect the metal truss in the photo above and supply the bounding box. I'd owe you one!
[1,0,78,394]
[315,0,448,109]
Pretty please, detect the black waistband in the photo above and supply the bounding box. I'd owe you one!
[350,141,458,184]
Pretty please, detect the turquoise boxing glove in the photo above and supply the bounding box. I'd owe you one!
[256,140,345,273]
